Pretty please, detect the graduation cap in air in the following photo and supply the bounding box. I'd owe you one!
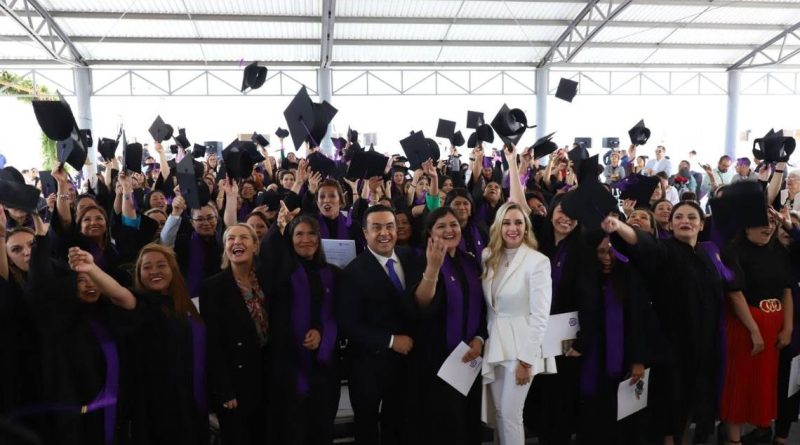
[174,128,190,150]
[307,151,336,178]
[0,166,41,212]
[400,131,437,170]
[32,93,87,170]
[709,180,769,237]
[752,129,796,163]
[331,137,347,152]
[148,115,173,143]
[222,140,243,180]
[345,151,390,180]
[347,128,359,144]
[79,129,93,150]
[555,78,578,103]
[122,131,143,174]
[191,144,208,159]
[490,104,535,146]
[466,111,485,129]
[450,131,465,147]
[38,170,57,198]
[616,173,660,207]
[560,180,618,230]
[239,141,264,175]
[169,144,179,155]
[531,132,558,160]
[628,119,651,146]
[275,127,290,139]
[256,190,283,211]
[436,119,457,140]
[283,86,338,150]
[241,62,268,92]
[252,132,269,148]
[467,125,495,149]
[176,154,202,209]
[98,137,119,162]
[577,154,602,184]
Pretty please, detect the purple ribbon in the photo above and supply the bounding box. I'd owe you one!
[458,222,485,260]
[698,241,735,283]
[580,277,624,396]
[610,247,629,263]
[440,254,483,351]
[657,226,671,240]
[290,264,337,395]
[474,203,489,225]
[188,315,208,416]
[318,213,349,240]
[551,242,568,298]
[186,232,206,298]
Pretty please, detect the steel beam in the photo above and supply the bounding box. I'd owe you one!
[321,0,335,68]
[728,21,800,70]
[0,0,85,66]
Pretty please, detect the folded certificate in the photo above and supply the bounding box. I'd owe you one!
[321,239,357,269]
[789,355,800,397]
[542,311,580,358]
[437,341,482,396]
[617,368,650,421]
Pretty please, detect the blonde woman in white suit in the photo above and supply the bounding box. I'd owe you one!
[481,201,554,445]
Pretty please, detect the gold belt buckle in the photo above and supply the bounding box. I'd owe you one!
[759,299,782,313]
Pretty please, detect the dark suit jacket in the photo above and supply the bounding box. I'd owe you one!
[337,247,422,357]
[199,268,269,413]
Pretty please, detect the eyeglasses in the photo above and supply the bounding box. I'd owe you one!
[192,215,217,224]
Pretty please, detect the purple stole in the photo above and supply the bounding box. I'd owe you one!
[9,321,120,445]
[237,199,254,222]
[657,226,671,240]
[580,276,624,396]
[439,254,483,351]
[474,203,489,225]
[188,315,208,415]
[186,232,206,298]
[697,240,732,402]
[88,241,110,272]
[458,222,484,260]
[318,213,349,240]
[698,241,735,283]
[290,264,337,396]
[414,191,427,206]
[551,242,568,299]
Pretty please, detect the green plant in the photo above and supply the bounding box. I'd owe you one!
[1,70,55,169]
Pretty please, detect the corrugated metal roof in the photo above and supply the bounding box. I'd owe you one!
[42,0,320,15]
[335,23,448,40]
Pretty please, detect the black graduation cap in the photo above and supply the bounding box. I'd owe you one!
[577,154,601,184]
[530,133,559,159]
[148,115,173,143]
[436,119,456,139]
[450,131,465,147]
[555,78,578,103]
[0,166,40,212]
[490,104,535,146]
[222,140,243,180]
[38,170,57,198]
[124,143,143,173]
[331,137,347,152]
[191,144,207,159]
[174,128,190,150]
[568,143,589,165]
[616,173,660,207]
[466,111,484,129]
[241,62,268,92]
[98,137,119,162]
[283,86,338,150]
[560,180,618,230]
[307,151,336,177]
[79,129,93,149]
[347,127,359,144]
[252,132,269,148]
[628,119,651,146]
[238,141,263,177]
[390,165,410,176]
[32,93,86,170]
[400,131,436,170]
[709,180,769,235]
[275,127,290,139]
[256,190,283,211]
[176,155,201,209]
[169,144,179,155]
[752,129,796,163]
[57,136,88,171]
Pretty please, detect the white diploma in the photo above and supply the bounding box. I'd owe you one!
[789,355,800,397]
[321,239,357,269]
[617,368,650,421]
[437,341,482,397]
[542,311,580,358]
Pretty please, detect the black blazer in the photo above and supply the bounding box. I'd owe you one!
[337,247,422,357]
[199,268,269,413]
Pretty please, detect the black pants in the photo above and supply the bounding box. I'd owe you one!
[776,347,800,439]
[216,403,267,445]
[577,379,644,445]
[417,372,482,445]
[349,354,414,445]
[525,355,581,445]
[282,369,341,445]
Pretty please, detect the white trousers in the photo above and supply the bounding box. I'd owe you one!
[489,361,532,445]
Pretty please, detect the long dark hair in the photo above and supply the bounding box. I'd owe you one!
[284,214,327,267]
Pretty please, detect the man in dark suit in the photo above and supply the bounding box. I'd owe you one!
[338,204,422,445]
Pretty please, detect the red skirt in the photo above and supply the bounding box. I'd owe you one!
[720,302,784,426]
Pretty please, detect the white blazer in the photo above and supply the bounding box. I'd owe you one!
[480,244,555,384]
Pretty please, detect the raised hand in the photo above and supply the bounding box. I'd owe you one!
[68,247,96,273]
[425,236,447,272]
[171,195,187,217]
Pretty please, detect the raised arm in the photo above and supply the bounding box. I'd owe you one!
[222,179,239,227]
[52,166,73,230]
[601,215,638,245]
[414,237,446,307]
[471,146,483,185]
[154,142,170,180]
[504,144,531,215]
[767,161,786,206]
[68,246,136,310]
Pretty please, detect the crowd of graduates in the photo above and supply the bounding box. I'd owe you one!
[1,88,800,445]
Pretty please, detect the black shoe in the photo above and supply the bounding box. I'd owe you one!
[741,427,772,445]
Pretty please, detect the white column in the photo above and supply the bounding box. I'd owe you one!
[317,67,334,157]
[724,70,741,159]
[535,67,549,140]
[74,66,95,177]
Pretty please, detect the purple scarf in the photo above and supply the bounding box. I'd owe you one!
[698,241,735,283]
[551,242,568,298]
[440,254,483,351]
[458,222,485,259]
[657,226,671,240]
[186,232,206,298]
[580,276,624,396]
[188,315,207,416]
[318,213,349,240]
[87,241,109,272]
[697,240,731,403]
[290,264,337,396]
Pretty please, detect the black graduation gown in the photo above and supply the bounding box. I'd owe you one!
[173,232,222,297]
[300,190,366,253]
[266,255,341,445]
[414,251,487,445]
[129,291,208,445]
[0,277,41,418]
[611,231,723,439]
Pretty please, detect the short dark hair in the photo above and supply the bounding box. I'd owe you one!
[423,207,459,241]
[361,204,395,228]
[445,187,473,207]
[719,155,732,163]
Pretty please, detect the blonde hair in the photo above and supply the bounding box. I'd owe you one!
[134,243,199,319]
[483,201,539,278]
[220,223,260,269]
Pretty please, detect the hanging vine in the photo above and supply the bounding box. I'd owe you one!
[0,70,57,169]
